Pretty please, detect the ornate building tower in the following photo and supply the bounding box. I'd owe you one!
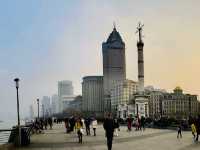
[102,26,126,111]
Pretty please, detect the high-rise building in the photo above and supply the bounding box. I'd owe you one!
[102,26,126,111]
[58,80,74,112]
[82,76,104,116]
[42,96,51,117]
[51,94,59,114]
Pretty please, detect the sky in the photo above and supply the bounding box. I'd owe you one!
[0,0,200,120]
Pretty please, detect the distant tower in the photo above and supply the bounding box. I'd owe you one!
[29,105,34,119]
[102,25,126,111]
[135,22,149,117]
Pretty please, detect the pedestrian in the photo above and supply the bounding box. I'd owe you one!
[75,118,84,143]
[127,115,132,131]
[195,116,200,141]
[69,116,75,132]
[103,113,115,150]
[64,118,70,133]
[141,116,146,131]
[84,118,91,135]
[114,117,120,136]
[44,119,48,130]
[48,117,53,129]
[92,118,98,136]
[177,124,182,138]
[191,121,197,142]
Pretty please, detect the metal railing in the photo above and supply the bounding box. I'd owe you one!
[0,129,12,145]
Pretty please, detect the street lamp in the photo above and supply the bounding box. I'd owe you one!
[14,78,21,146]
[37,99,39,119]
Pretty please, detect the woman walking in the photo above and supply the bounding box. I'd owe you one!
[75,118,84,143]
[92,118,98,136]
[191,121,197,142]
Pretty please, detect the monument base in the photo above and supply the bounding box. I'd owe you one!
[135,94,149,118]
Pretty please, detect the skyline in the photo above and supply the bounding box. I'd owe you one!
[0,0,200,120]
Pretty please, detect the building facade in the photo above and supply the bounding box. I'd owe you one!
[162,87,199,119]
[68,95,82,111]
[144,86,166,119]
[111,79,137,112]
[82,76,104,116]
[58,80,74,112]
[102,26,126,111]
[42,96,51,117]
[51,94,59,114]
[62,95,76,111]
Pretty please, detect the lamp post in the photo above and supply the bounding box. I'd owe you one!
[37,99,39,119]
[14,78,21,146]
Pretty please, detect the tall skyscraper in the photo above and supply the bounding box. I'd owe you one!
[102,26,126,111]
[58,80,74,112]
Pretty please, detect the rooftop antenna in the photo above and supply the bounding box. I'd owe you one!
[135,22,144,42]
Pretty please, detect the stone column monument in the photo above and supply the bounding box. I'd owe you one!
[135,22,149,118]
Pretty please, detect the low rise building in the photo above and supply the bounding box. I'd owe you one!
[82,76,104,116]
[111,79,137,113]
[162,87,199,119]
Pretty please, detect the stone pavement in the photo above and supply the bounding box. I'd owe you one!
[17,123,200,150]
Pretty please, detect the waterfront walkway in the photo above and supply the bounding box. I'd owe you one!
[17,123,200,150]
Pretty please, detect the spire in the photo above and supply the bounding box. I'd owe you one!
[113,21,116,31]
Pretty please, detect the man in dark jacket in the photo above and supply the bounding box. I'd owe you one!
[103,113,115,150]
[195,115,200,141]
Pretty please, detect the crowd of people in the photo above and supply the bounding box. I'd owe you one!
[63,116,99,143]
[28,114,200,150]
[31,117,53,134]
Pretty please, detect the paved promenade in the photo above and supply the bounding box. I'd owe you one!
[17,123,200,150]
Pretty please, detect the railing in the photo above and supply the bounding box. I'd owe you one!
[0,129,12,145]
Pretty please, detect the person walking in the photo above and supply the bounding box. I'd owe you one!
[141,116,146,131]
[177,124,182,138]
[48,117,53,129]
[64,118,70,133]
[127,115,132,131]
[75,118,84,143]
[114,117,120,136]
[195,116,200,141]
[191,121,197,141]
[84,118,91,135]
[92,118,98,136]
[103,113,115,150]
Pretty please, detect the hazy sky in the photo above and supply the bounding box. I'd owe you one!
[0,0,200,120]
